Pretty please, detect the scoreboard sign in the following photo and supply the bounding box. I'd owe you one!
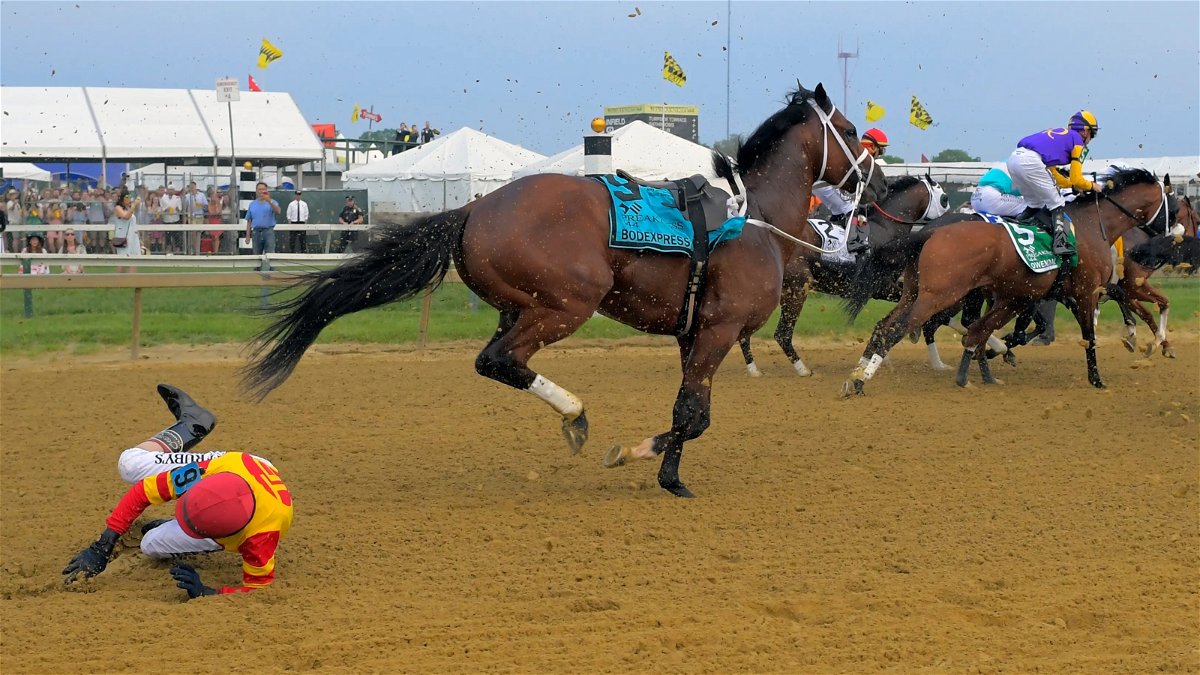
[603,104,699,142]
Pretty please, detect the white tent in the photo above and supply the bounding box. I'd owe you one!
[514,120,720,182]
[1,162,52,181]
[0,86,323,164]
[342,127,545,212]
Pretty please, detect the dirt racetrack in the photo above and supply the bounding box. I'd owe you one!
[2,334,1197,674]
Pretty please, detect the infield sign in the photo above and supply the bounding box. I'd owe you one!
[216,78,240,102]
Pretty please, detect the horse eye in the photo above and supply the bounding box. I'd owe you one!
[940,195,949,207]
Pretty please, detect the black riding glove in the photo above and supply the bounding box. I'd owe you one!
[63,528,120,583]
[169,564,217,599]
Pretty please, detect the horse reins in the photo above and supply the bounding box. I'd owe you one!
[869,179,942,226]
[1091,181,1169,245]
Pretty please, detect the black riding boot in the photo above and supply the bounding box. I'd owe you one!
[844,217,869,253]
[1047,207,1075,257]
[151,384,217,452]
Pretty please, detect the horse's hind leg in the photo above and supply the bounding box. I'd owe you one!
[738,337,761,377]
[475,307,594,454]
[773,279,813,376]
[923,310,955,371]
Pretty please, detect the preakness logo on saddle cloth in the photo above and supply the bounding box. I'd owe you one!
[981,213,1079,273]
[595,174,744,255]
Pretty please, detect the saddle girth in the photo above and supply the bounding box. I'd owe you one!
[672,175,711,337]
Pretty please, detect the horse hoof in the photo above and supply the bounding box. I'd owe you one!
[1163,345,1176,359]
[602,445,630,468]
[908,331,919,344]
[839,379,865,398]
[746,363,762,377]
[1142,343,1156,358]
[1121,337,1136,352]
[793,362,812,377]
[930,362,950,371]
[982,376,1002,385]
[1090,378,1107,390]
[956,374,969,388]
[561,411,589,456]
[659,479,695,498]
[1003,352,1018,367]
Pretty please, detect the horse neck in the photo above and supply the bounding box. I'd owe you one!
[1070,190,1160,249]
[871,187,928,236]
[742,159,819,259]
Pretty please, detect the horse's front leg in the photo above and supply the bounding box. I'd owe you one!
[774,277,813,376]
[1070,290,1105,389]
[603,323,740,498]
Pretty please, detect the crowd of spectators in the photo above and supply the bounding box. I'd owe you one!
[3,182,237,258]
[3,179,369,270]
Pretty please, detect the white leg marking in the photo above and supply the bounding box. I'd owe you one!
[792,357,812,377]
[927,342,949,370]
[948,317,968,335]
[746,361,762,377]
[1156,307,1169,344]
[986,335,1007,354]
[527,374,583,417]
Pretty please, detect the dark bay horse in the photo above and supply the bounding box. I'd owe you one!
[839,168,1170,395]
[1107,192,1198,357]
[243,83,887,497]
[737,173,948,376]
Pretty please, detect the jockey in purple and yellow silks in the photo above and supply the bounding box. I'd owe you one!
[1006,111,1103,257]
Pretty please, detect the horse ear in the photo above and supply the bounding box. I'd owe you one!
[926,170,933,183]
[813,83,830,107]
[1164,173,1173,192]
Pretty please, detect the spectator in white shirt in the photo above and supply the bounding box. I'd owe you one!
[285,191,310,253]
[182,182,208,254]
[160,186,183,253]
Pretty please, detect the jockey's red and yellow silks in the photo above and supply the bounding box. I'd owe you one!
[106,452,292,594]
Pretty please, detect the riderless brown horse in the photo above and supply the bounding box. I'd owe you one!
[839,168,1170,395]
[737,173,948,376]
[243,83,888,497]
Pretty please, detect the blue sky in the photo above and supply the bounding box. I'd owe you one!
[2,1,1197,162]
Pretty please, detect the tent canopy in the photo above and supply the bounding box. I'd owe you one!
[514,120,720,182]
[0,162,52,181]
[342,127,545,213]
[342,127,545,182]
[0,86,323,164]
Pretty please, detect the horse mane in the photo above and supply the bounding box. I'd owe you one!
[732,87,816,176]
[888,175,922,193]
[1069,167,1159,208]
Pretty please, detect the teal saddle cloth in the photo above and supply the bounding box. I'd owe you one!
[595,174,745,256]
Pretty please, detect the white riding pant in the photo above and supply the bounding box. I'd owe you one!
[1006,148,1064,210]
[117,447,226,558]
[813,184,853,216]
[970,186,1027,218]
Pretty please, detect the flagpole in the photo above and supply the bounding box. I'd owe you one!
[725,0,731,139]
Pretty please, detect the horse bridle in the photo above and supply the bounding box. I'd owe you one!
[729,100,878,254]
[871,177,947,226]
[1092,181,1169,243]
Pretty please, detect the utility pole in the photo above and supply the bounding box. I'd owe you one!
[837,37,859,112]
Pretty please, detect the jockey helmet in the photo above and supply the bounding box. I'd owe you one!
[861,128,889,152]
[176,472,255,539]
[1068,110,1099,137]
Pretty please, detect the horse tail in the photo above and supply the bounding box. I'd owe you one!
[241,208,469,400]
[841,227,936,321]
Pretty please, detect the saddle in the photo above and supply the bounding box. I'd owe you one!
[614,170,733,235]
[602,170,739,336]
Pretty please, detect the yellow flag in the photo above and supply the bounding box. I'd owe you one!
[351,104,360,124]
[909,95,933,130]
[865,100,886,122]
[257,37,283,70]
[663,51,686,87]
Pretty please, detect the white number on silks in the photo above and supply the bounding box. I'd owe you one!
[1011,224,1037,247]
